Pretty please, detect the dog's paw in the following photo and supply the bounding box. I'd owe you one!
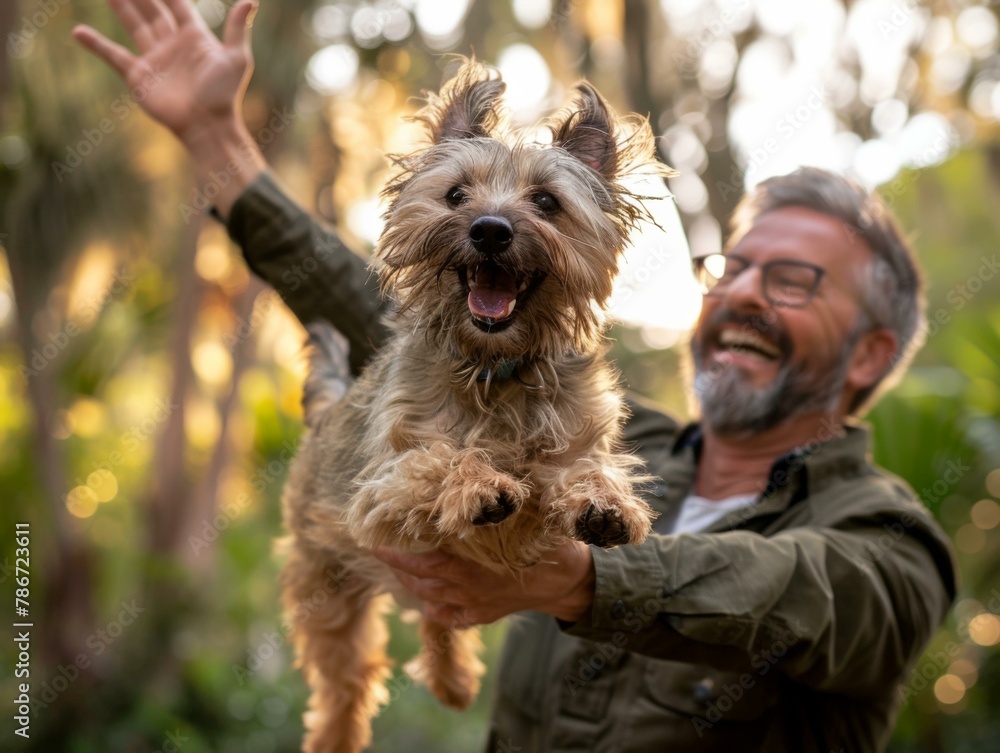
[575,500,651,548]
[472,492,517,526]
[434,468,529,535]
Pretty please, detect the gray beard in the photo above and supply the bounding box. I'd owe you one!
[692,331,859,438]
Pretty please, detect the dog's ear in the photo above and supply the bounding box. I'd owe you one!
[550,83,620,180]
[415,58,506,142]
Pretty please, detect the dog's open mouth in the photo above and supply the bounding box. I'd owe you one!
[458,262,542,332]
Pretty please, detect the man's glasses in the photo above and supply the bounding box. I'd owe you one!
[692,253,826,308]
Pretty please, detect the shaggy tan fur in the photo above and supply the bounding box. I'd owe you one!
[279,58,672,753]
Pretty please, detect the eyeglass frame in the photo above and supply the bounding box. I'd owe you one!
[692,253,827,309]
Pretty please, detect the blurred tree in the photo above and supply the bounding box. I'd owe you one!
[1,1,998,752]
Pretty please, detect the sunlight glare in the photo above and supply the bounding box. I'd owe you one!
[415,0,470,39]
[610,178,701,342]
[513,0,551,29]
[497,45,552,119]
[306,44,360,95]
[347,198,385,246]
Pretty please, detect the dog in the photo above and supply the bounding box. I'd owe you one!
[279,58,669,753]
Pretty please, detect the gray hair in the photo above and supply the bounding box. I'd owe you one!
[726,167,926,415]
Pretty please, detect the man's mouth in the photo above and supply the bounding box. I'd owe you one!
[713,328,783,362]
[458,262,543,332]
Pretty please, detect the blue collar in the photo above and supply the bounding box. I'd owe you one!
[477,358,519,382]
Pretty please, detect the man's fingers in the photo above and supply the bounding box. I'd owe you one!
[395,573,453,602]
[72,25,137,78]
[160,0,199,28]
[223,0,258,51]
[108,0,157,52]
[133,0,178,34]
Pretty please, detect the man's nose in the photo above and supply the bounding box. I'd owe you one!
[719,266,768,311]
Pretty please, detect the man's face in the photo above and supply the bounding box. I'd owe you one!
[691,206,874,436]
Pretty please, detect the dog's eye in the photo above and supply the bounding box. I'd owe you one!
[532,191,560,215]
[445,186,467,207]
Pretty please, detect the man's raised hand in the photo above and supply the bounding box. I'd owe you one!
[73,0,257,144]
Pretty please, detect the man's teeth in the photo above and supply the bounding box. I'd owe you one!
[717,330,781,358]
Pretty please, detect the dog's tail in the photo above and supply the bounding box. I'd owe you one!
[302,322,353,427]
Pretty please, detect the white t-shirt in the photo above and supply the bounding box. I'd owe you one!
[669,493,759,534]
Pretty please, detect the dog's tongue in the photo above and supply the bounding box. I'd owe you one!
[468,267,518,321]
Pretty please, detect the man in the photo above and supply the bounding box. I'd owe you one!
[74,1,955,751]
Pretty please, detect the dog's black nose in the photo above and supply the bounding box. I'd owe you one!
[469,216,513,255]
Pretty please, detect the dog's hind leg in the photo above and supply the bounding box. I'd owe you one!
[405,618,485,710]
[280,540,392,753]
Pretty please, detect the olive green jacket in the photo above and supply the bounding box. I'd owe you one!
[223,172,957,753]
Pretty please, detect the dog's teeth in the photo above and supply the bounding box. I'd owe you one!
[518,280,528,293]
[506,298,517,317]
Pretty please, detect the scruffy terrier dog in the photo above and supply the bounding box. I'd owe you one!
[279,59,668,753]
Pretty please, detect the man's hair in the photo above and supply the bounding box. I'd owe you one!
[726,167,926,415]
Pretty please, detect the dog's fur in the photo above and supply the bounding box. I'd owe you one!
[279,59,670,753]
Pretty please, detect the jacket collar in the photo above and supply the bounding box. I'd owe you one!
[651,420,873,533]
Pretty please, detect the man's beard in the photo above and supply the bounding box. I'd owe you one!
[691,306,862,437]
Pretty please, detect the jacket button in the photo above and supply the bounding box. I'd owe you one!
[693,677,715,702]
[611,599,626,620]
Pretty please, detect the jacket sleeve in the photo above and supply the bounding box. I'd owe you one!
[223,171,390,375]
[563,482,956,700]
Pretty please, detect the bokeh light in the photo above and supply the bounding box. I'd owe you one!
[968,614,1000,647]
[306,44,360,95]
[87,469,119,503]
[496,44,552,118]
[970,499,1000,530]
[66,486,99,519]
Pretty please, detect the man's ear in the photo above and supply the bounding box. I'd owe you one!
[846,327,898,394]
[550,83,619,180]
[414,58,506,143]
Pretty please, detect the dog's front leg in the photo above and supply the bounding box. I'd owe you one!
[349,443,529,546]
[538,453,654,548]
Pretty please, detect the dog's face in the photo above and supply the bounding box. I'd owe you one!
[375,60,666,366]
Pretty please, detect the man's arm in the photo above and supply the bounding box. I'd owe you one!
[377,476,955,700]
[224,173,389,374]
[562,484,956,699]
[74,0,265,216]
[75,0,389,372]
